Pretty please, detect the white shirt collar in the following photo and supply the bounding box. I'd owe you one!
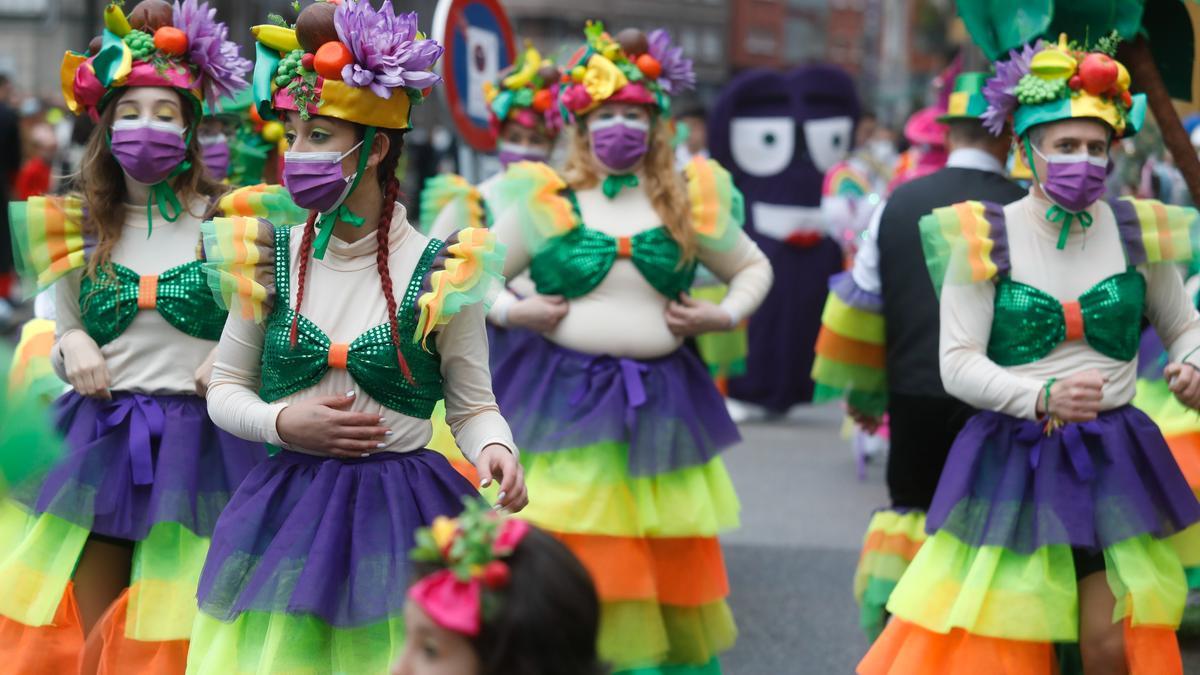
[946,147,1005,175]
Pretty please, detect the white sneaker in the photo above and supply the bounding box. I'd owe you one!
[725,398,769,423]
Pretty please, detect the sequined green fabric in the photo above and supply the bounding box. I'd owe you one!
[531,225,697,300]
[79,261,227,346]
[259,227,445,417]
[988,269,1146,366]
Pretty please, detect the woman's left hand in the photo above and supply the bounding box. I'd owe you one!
[665,294,733,337]
[476,444,528,513]
[1166,362,1200,410]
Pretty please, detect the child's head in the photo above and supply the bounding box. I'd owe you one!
[395,500,604,675]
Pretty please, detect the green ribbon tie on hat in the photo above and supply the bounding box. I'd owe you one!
[602,173,639,199]
[1046,204,1093,250]
[312,126,377,260]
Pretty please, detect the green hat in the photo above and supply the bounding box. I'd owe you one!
[937,72,990,122]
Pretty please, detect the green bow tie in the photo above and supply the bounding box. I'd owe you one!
[78,260,227,346]
[1046,204,1094,250]
[602,174,639,199]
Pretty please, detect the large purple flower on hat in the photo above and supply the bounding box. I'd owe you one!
[335,0,444,99]
[172,0,251,104]
[647,29,695,96]
[981,41,1039,136]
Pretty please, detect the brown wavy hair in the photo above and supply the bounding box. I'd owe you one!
[562,112,696,261]
[75,88,228,279]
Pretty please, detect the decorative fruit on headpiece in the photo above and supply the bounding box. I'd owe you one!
[982,32,1145,138]
[557,21,696,121]
[483,44,562,137]
[62,0,251,120]
[251,0,442,130]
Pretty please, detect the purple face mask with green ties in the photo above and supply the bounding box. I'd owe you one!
[110,119,189,184]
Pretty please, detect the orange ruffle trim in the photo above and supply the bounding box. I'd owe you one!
[859,618,1181,675]
[90,588,188,675]
[555,532,729,607]
[1165,431,1200,490]
[860,528,924,563]
[0,581,83,672]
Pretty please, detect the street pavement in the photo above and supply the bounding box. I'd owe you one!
[718,403,1200,674]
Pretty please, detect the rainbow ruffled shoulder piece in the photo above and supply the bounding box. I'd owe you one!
[685,157,744,253]
[490,161,577,254]
[216,183,308,226]
[811,271,887,417]
[414,228,506,349]
[8,196,89,292]
[200,216,277,323]
[917,200,1009,297]
[1111,197,1200,266]
[419,174,488,236]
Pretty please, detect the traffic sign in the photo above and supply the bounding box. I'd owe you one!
[432,0,517,152]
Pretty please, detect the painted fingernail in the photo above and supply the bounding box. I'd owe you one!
[480,478,491,488]
[361,453,370,458]
[346,390,356,397]
[497,491,506,501]
[379,417,386,424]
[384,430,393,435]
[376,442,386,448]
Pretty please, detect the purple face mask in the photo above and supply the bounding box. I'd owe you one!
[1032,144,1110,212]
[497,141,548,168]
[110,119,188,184]
[199,134,231,179]
[590,118,649,173]
[282,139,364,213]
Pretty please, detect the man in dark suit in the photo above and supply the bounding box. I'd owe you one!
[813,72,1029,638]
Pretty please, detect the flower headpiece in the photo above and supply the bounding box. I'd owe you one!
[981,33,1147,139]
[557,21,695,121]
[408,499,531,637]
[483,45,562,137]
[61,0,251,120]
[251,0,442,130]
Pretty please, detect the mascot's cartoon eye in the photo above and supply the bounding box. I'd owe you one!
[803,116,854,173]
[730,117,794,177]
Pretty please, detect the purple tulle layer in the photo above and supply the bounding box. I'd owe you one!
[491,336,740,476]
[196,449,475,627]
[13,391,267,541]
[927,406,1200,553]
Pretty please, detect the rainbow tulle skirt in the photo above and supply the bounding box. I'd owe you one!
[854,508,927,640]
[493,337,742,673]
[859,406,1200,675]
[0,391,265,673]
[188,449,475,674]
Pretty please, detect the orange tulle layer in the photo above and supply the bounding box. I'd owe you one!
[1166,431,1200,491]
[861,527,924,562]
[859,618,1181,675]
[555,532,729,607]
[0,581,83,673]
[91,588,189,675]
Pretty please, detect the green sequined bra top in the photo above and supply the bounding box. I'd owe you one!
[259,226,445,418]
[80,260,227,346]
[530,192,696,300]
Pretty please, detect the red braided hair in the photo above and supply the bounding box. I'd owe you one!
[289,209,319,347]
[375,173,416,384]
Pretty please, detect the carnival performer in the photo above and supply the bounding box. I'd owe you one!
[419,45,564,483]
[860,36,1200,675]
[0,1,298,671]
[188,2,525,673]
[395,498,603,675]
[811,72,1028,640]
[486,22,772,673]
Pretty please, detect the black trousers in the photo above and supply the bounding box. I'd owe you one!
[885,392,975,511]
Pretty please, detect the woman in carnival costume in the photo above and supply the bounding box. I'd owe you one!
[860,35,1200,675]
[189,2,525,672]
[487,22,773,674]
[419,45,564,484]
[396,498,604,675]
[0,1,305,671]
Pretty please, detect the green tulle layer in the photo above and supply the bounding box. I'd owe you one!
[599,600,736,671]
[188,609,404,675]
[617,657,723,675]
[888,530,1186,642]
[520,441,740,538]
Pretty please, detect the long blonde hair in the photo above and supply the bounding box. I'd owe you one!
[562,114,696,261]
[74,89,228,279]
